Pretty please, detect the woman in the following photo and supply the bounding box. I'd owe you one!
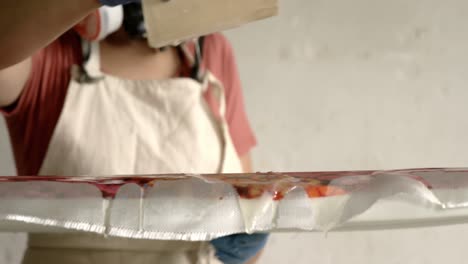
[0,0,268,263]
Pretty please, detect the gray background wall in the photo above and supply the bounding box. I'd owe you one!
[2,0,468,263]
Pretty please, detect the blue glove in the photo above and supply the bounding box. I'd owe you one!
[99,0,141,6]
[211,233,269,264]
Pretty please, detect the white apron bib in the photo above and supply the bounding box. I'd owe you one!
[23,42,242,264]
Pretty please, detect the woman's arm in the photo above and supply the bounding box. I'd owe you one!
[0,0,100,70]
[0,0,101,107]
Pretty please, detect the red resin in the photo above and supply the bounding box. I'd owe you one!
[1,168,456,201]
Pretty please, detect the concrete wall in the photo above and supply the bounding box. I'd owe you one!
[2,0,468,263]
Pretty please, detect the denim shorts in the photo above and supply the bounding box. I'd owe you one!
[211,233,269,264]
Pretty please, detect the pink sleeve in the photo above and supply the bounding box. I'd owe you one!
[0,31,81,176]
[203,34,257,156]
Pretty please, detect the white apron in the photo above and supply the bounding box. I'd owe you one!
[23,42,243,264]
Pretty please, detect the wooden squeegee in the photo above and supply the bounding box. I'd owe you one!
[142,0,278,48]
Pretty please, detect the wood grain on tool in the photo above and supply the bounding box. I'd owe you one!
[142,0,278,48]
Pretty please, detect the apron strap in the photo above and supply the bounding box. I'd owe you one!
[191,37,205,81]
[73,41,104,83]
[178,38,205,83]
[83,41,105,79]
[202,72,226,117]
[202,72,231,173]
[178,37,225,117]
[179,38,236,172]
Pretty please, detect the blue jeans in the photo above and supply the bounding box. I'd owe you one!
[211,233,269,264]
